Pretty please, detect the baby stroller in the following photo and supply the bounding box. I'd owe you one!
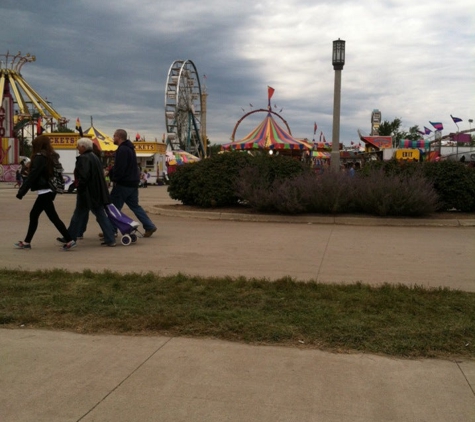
[105,204,142,246]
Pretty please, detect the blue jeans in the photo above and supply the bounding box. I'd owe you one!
[69,205,116,244]
[68,196,89,237]
[110,184,156,231]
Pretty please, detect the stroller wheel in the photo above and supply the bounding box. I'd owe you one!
[121,234,132,246]
[130,233,138,243]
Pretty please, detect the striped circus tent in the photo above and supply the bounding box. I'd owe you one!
[221,113,312,152]
[82,126,117,152]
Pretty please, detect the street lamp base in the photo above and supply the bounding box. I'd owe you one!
[330,150,340,173]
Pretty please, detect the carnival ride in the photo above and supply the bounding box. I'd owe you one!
[0,52,67,171]
[0,51,62,121]
[164,60,205,158]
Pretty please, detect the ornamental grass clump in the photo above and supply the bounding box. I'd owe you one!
[297,171,358,214]
[237,167,439,216]
[353,169,440,217]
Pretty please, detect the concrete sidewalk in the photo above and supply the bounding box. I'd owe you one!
[1,329,474,422]
[1,183,474,421]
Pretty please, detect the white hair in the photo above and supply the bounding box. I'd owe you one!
[77,137,93,151]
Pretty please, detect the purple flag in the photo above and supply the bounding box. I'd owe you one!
[429,121,443,131]
[424,126,432,135]
[450,115,462,123]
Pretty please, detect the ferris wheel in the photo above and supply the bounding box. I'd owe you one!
[164,60,205,157]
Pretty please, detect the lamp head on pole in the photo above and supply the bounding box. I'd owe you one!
[332,39,346,70]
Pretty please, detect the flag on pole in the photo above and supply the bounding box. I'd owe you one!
[267,86,275,108]
[424,126,432,135]
[36,117,44,135]
[314,122,317,135]
[429,121,443,131]
[75,118,83,137]
[450,115,462,123]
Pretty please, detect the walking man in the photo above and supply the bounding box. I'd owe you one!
[109,129,157,237]
[66,138,117,246]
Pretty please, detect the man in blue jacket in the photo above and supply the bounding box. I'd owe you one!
[109,129,157,237]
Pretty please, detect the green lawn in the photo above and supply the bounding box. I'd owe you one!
[1,269,474,358]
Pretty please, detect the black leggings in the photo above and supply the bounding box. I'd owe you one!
[25,192,72,243]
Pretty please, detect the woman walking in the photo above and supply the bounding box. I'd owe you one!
[15,135,76,251]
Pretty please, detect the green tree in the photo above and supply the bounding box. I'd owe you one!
[407,125,422,141]
[378,118,421,147]
[378,118,407,147]
[54,126,74,133]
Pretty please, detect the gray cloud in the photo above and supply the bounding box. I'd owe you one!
[1,0,474,145]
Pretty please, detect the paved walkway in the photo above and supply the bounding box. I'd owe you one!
[0,183,474,421]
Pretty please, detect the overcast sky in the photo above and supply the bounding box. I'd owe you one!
[1,0,474,145]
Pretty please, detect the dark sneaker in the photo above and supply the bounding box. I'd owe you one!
[98,233,117,239]
[14,241,31,250]
[62,240,77,251]
[143,227,157,238]
[101,242,116,247]
[56,237,67,244]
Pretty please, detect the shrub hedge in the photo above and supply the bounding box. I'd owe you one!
[168,153,475,214]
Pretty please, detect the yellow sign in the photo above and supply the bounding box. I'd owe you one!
[394,149,420,161]
[134,142,166,154]
[46,133,80,149]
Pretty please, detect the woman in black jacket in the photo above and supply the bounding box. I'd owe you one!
[15,135,76,250]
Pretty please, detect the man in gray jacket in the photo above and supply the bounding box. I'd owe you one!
[67,138,116,247]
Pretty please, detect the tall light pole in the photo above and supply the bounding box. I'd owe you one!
[331,39,345,173]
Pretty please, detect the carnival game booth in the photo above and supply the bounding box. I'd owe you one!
[358,135,393,161]
[221,112,312,157]
[83,126,167,184]
[311,142,332,170]
[164,149,201,182]
[134,140,167,184]
[44,133,82,188]
[396,139,431,162]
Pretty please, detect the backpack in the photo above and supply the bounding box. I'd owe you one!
[49,161,65,194]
